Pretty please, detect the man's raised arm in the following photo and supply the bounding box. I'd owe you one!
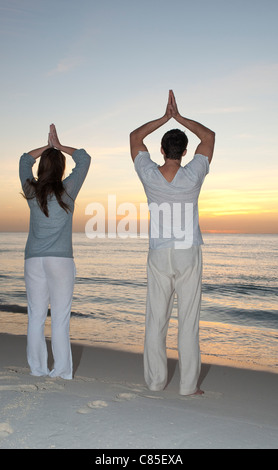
[170,90,215,163]
[129,92,173,161]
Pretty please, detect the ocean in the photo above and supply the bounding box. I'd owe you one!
[0,232,277,373]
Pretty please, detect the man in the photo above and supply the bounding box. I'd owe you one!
[130,90,215,395]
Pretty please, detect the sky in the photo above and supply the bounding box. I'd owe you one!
[0,0,277,233]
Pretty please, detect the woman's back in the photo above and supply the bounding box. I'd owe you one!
[20,148,91,259]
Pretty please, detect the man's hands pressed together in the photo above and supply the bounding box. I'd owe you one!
[130,90,215,164]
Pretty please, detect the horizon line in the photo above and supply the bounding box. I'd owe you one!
[0,230,277,235]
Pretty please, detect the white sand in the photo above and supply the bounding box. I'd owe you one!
[0,333,277,450]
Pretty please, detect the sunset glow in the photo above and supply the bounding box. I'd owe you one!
[0,1,277,234]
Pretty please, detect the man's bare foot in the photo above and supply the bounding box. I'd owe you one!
[193,389,204,395]
[181,389,204,397]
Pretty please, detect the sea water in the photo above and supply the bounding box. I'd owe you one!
[0,232,277,372]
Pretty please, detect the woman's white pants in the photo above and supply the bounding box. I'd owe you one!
[144,245,202,395]
[24,257,75,380]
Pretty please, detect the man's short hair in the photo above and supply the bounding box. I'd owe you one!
[161,129,188,160]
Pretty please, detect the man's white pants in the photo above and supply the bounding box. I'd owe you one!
[144,245,202,395]
[24,257,75,380]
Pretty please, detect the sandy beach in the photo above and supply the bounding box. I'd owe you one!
[0,332,277,450]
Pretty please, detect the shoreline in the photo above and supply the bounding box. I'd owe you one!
[1,309,277,376]
[0,332,278,449]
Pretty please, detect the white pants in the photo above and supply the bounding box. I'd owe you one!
[24,257,75,380]
[144,246,202,395]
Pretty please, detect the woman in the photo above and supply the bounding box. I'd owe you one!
[19,124,91,379]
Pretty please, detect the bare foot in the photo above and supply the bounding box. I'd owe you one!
[182,389,204,397]
[193,389,204,395]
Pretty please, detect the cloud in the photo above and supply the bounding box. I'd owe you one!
[214,63,278,102]
[48,57,82,76]
[199,188,278,217]
[199,106,248,115]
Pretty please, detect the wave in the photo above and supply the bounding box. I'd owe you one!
[203,282,277,298]
[202,305,278,330]
[76,277,278,299]
[75,276,146,288]
[0,304,28,314]
[1,299,277,331]
[0,303,99,322]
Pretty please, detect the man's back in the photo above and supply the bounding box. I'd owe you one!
[134,150,209,249]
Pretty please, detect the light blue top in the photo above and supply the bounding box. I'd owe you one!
[19,149,91,259]
[134,151,209,249]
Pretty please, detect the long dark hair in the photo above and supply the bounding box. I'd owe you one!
[24,148,71,217]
